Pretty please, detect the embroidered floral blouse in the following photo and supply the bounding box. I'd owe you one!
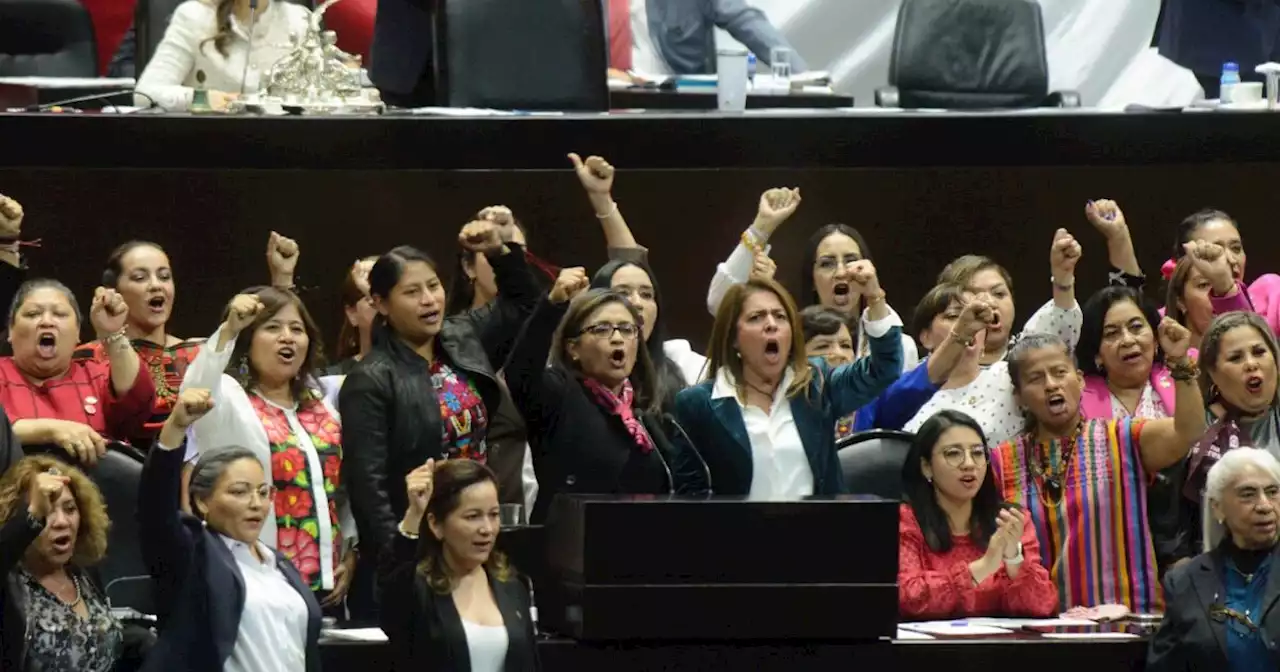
[74,338,203,449]
[430,359,489,461]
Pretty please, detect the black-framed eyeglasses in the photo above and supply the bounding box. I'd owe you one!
[1210,604,1260,635]
[579,322,640,339]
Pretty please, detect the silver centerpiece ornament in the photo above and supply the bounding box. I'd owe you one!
[231,0,383,115]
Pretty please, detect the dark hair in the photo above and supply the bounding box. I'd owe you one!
[335,256,378,362]
[416,459,511,593]
[1164,255,1196,331]
[446,218,532,317]
[221,287,327,402]
[1199,311,1280,409]
[368,245,441,341]
[800,305,847,342]
[901,410,1003,553]
[1076,286,1164,378]
[9,279,81,326]
[590,259,686,409]
[910,283,965,351]
[1006,332,1071,391]
[188,446,260,519]
[549,289,664,414]
[102,240,166,288]
[1173,209,1237,260]
[799,223,873,308]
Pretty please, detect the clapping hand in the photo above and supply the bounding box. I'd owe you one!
[90,287,128,337]
[549,267,590,304]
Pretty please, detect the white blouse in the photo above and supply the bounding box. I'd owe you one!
[713,367,812,498]
[135,0,310,110]
[902,298,1083,445]
[181,325,357,590]
[706,241,921,372]
[222,536,309,672]
[461,620,509,672]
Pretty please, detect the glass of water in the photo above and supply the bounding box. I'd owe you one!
[770,47,793,87]
[500,503,525,527]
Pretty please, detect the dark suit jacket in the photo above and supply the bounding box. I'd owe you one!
[1159,0,1280,77]
[369,0,434,98]
[1147,544,1280,671]
[379,534,539,671]
[138,446,323,672]
[669,327,903,496]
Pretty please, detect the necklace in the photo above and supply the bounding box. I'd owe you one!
[37,571,82,608]
[1025,419,1084,505]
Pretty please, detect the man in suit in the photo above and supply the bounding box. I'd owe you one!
[1157,0,1280,98]
[608,0,806,75]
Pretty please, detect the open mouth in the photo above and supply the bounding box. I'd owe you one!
[419,309,441,326]
[1120,351,1144,364]
[959,474,978,487]
[987,310,1003,329]
[608,348,626,368]
[49,533,73,553]
[36,332,57,358]
[832,283,851,306]
[1247,375,1266,394]
[147,295,167,313]
[473,539,493,552]
[244,515,264,528]
[1046,393,1069,415]
[763,339,782,363]
[277,346,296,364]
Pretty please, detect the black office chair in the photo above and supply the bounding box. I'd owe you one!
[838,430,914,500]
[875,0,1080,110]
[88,443,155,616]
[433,0,608,111]
[0,0,98,77]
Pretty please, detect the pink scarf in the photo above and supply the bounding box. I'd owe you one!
[582,378,653,454]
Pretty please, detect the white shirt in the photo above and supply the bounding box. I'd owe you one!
[712,367,813,498]
[135,0,311,111]
[461,620,509,672]
[902,299,1084,445]
[706,241,921,372]
[222,536,309,672]
[629,0,673,75]
[663,339,709,385]
[182,325,357,589]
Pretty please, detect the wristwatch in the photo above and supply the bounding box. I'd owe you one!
[1005,542,1025,566]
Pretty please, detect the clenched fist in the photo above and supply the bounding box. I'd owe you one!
[170,388,215,428]
[549,267,589,304]
[90,287,129,337]
[225,294,265,335]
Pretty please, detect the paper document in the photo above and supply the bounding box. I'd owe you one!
[898,621,1012,636]
[321,628,388,643]
[1042,632,1139,640]
[894,628,935,640]
[965,617,1097,628]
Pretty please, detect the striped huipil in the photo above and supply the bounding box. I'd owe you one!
[989,418,1162,613]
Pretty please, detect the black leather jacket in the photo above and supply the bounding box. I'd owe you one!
[339,245,539,558]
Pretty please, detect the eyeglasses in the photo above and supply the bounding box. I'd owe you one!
[226,485,275,503]
[1211,604,1259,635]
[579,322,640,339]
[940,447,988,468]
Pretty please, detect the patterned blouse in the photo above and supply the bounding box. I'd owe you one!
[250,394,344,592]
[430,359,488,462]
[19,568,122,672]
[74,338,203,449]
[990,418,1161,613]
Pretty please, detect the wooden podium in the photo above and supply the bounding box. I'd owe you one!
[537,495,898,641]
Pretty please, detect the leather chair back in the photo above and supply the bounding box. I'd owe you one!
[89,444,154,615]
[0,0,98,77]
[837,430,914,500]
[434,0,608,111]
[888,0,1049,109]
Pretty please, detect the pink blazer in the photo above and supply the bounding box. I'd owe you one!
[1081,365,1178,420]
[1208,274,1280,336]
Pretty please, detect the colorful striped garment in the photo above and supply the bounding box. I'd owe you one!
[989,417,1162,613]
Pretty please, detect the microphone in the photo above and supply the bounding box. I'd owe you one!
[22,90,158,112]
[662,412,713,494]
[239,0,261,96]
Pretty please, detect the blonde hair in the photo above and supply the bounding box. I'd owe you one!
[0,456,110,566]
[705,277,813,399]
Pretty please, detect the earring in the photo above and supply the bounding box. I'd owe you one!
[237,354,250,380]
[926,476,933,483]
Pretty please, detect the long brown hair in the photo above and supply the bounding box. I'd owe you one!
[705,278,812,400]
[335,256,378,362]
[221,287,327,402]
[549,289,663,414]
[1164,255,1196,330]
[415,460,511,594]
[200,0,237,57]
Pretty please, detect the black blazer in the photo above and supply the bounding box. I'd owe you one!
[503,297,703,524]
[137,446,323,672]
[380,534,539,671]
[1147,543,1280,671]
[340,245,539,557]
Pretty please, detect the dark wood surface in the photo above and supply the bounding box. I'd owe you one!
[1,111,1279,354]
[319,634,1149,671]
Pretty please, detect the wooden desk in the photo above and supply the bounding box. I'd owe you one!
[609,88,853,110]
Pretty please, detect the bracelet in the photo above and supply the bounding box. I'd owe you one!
[594,201,619,219]
[949,331,976,348]
[99,328,129,348]
[1004,542,1024,566]
[1051,275,1075,291]
[1168,358,1200,382]
[398,520,420,540]
[740,229,766,254]
[863,289,887,306]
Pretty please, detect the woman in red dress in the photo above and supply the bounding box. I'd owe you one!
[898,409,1058,619]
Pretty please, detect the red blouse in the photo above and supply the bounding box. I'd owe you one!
[898,503,1059,620]
[0,355,156,442]
[74,339,203,446]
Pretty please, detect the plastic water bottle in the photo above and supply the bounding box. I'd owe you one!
[1221,61,1241,103]
[746,52,757,85]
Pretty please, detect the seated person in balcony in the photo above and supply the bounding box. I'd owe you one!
[0,282,155,464]
[135,0,311,111]
[898,410,1058,619]
[1147,447,1280,672]
[606,0,807,77]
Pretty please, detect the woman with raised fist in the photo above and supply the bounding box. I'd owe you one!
[142,388,323,672]
[0,282,155,464]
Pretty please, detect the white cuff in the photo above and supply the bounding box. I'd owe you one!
[861,305,904,339]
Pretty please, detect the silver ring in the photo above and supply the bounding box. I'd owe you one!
[46,467,61,476]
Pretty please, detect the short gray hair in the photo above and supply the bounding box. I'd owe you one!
[188,446,260,517]
[1206,447,1280,504]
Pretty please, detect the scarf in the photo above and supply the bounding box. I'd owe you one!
[582,378,653,454]
[1183,415,1243,502]
[525,250,560,282]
